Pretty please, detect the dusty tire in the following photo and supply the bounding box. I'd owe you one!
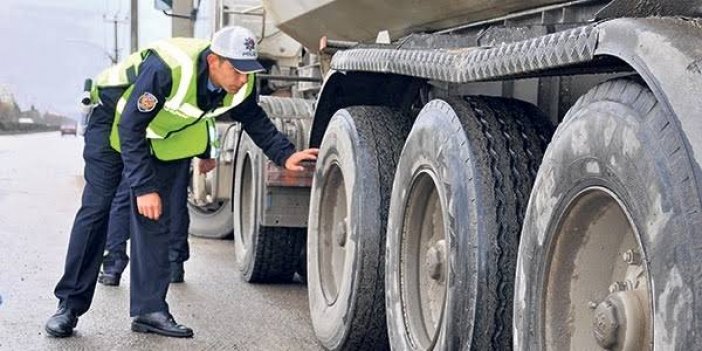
[514,78,702,350]
[233,133,304,283]
[188,158,234,239]
[260,96,315,150]
[385,97,552,350]
[188,201,233,239]
[307,106,412,350]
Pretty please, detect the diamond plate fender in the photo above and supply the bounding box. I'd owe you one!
[331,25,598,82]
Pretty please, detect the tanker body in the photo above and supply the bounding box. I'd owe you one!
[264,0,567,50]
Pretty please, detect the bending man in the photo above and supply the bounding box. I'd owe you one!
[46,26,318,338]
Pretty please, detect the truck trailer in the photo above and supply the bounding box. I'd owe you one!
[188,0,702,349]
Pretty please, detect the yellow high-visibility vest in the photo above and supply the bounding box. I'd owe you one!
[92,38,254,160]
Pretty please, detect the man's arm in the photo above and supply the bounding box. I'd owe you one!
[118,54,173,219]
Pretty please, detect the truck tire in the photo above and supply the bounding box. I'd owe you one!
[259,97,313,283]
[233,133,304,283]
[260,96,315,147]
[307,106,412,350]
[188,202,233,239]
[187,158,234,239]
[514,78,702,350]
[386,97,552,350]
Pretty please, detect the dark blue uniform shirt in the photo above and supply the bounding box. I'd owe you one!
[118,49,295,196]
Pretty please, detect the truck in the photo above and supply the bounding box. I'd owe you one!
[188,0,702,349]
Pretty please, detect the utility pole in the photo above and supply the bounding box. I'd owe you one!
[130,0,138,53]
[103,13,128,64]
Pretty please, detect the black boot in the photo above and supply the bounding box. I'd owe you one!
[98,251,129,286]
[170,261,184,283]
[97,271,121,286]
[131,311,193,338]
[45,306,78,338]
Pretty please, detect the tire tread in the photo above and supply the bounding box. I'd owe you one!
[247,227,305,283]
[453,96,553,350]
[338,106,412,350]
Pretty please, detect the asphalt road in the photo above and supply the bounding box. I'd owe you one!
[0,132,321,350]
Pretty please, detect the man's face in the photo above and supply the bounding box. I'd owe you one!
[208,55,248,94]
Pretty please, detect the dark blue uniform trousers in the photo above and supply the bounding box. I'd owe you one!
[106,163,190,266]
[53,89,188,317]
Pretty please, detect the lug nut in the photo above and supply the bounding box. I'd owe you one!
[622,249,642,266]
[609,281,627,293]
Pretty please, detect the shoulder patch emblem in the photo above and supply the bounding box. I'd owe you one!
[137,92,158,113]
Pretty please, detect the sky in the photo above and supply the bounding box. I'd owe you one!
[0,0,171,119]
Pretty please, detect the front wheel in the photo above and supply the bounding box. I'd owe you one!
[233,133,304,283]
[515,78,702,350]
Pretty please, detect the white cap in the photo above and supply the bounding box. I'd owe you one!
[210,26,265,73]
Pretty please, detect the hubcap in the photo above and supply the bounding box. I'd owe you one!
[544,188,651,351]
[592,289,647,350]
[400,172,447,349]
[592,299,619,349]
[318,163,348,304]
[425,240,446,281]
[335,218,348,247]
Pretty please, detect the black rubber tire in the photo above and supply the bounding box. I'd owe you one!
[514,78,702,350]
[188,203,233,239]
[233,133,305,283]
[307,106,412,350]
[385,97,552,350]
[238,226,305,283]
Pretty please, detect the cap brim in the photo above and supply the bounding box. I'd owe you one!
[228,59,265,74]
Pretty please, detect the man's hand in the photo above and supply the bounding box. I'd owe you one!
[136,192,162,221]
[284,148,319,171]
[198,158,217,174]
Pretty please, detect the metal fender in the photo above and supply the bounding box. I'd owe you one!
[595,17,702,199]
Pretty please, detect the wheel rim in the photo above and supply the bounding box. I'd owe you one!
[400,171,447,349]
[239,155,255,249]
[317,162,348,305]
[544,187,652,351]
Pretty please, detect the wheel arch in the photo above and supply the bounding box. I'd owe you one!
[310,71,423,148]
[594,17,702,200]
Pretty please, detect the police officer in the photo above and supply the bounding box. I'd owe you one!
[45,26,318,338]
[98,157,192,287]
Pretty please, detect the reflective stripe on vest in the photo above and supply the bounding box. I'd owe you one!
[96,38,255,161]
